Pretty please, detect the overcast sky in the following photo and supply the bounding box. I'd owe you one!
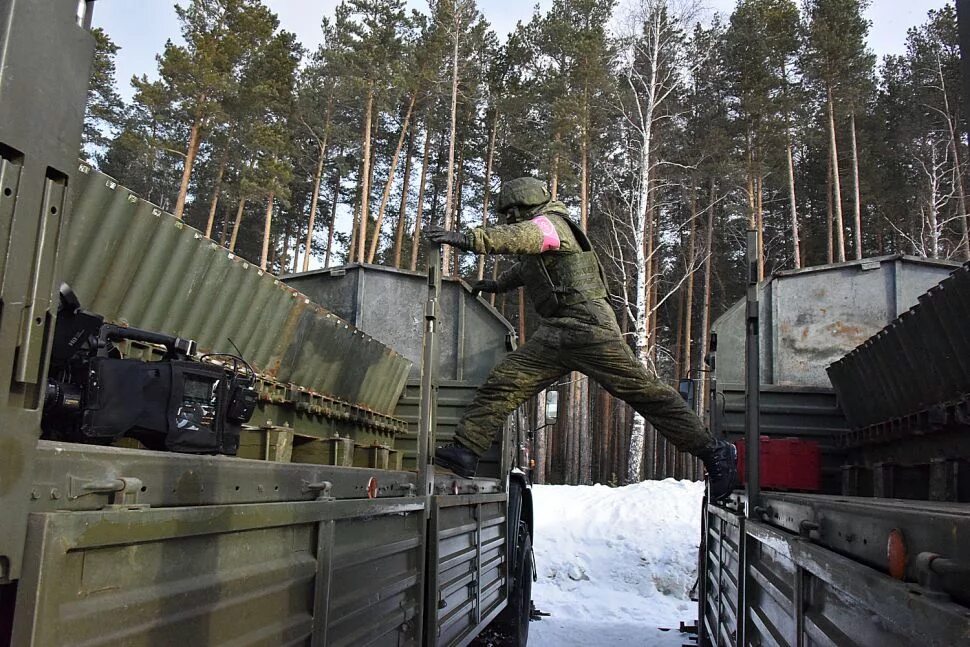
[94,0,952,101]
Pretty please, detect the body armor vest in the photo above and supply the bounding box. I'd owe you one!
[521,215,609,317]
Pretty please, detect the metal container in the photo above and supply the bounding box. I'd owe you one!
[827,261,970,433]
[711,255,960,388]
[284,264,515,384]
[286,265,518,473]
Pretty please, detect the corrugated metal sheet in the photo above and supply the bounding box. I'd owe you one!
[60,165,411,416]
[711,256,959,388]
[828,261,970,433]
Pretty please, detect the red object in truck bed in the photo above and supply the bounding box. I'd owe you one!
[735,438,821,491]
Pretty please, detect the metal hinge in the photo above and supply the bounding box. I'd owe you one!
[304,480,334,501]
[69,476,149,510]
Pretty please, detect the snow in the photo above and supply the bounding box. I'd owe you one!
[529,479,705,647]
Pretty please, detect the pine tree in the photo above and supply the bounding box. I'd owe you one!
[83,28,125,158]
[161,0,277,219]
[802,0,875,261]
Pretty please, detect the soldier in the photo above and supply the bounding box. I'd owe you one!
[426,177,737,500]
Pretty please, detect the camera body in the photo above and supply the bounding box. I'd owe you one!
[43,286,257,455]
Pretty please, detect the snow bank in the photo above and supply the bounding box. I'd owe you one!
[529,479,705,647]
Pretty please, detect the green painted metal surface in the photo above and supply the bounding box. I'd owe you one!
[60,165,412,418]
[12,498,424,646]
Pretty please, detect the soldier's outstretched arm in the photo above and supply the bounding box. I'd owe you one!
[466,217,560,256]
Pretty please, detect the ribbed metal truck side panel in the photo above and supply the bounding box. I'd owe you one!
[12,498,425,646]
[701,499,970,647]
[61,167,412,417]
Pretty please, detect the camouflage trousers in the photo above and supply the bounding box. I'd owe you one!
[454,325,714,457]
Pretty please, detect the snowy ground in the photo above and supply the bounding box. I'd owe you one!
[528,480,705,647]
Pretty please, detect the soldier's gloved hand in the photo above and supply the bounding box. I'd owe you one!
[471,279,498,295]
[425,227,471,250]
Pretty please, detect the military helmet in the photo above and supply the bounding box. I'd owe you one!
[496,177,550,217]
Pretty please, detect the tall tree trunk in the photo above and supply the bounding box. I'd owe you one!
[302,142,328,272]
[580,132,589,230]
[827,86,846,262]
[174,116,203,220]
[219,204,229,246]
[281,220,291,273]
[393,132,415,268]
[850,112,862,260]
[490,259,500,307]
[326,170,339,268]
[349,193,360,264]
[535,389,547,484]
[673,287,685,380]
[442,23,461,275]
[204,141,230,239]
[260,192,274,271]
[786,138,801,269]
[229,198,246,252]
[826,155,834,263]
[302,95,334,272]
[699,179,716,421]
[358,85,375,264]
[410,130,433,271]
[477,113,498,280]
[291,220,301,274]
[368,94,417,263]
[756,173,764,280]
[451,139,467,276]
[550,131,561,200]
[683,185,697,375]
[517,287,526,344]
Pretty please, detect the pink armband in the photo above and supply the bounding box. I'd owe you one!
[531,216,560,252]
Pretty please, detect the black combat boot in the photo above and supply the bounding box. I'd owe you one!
[697,439,738,502]
[435,442,479,478]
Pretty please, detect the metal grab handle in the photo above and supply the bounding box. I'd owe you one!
[98,323,195,357]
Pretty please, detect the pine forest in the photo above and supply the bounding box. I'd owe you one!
[84,0,969,485]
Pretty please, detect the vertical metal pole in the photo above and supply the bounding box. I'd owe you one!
[742,230,760,647]
[417,245,442,647]
[744,229,761,516]
[417,245,441,496]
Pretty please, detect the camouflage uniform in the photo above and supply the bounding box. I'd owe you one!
[454,199,713,458]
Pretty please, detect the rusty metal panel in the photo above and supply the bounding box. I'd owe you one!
[11,498,424,646]
[60,166,411,417]
[427,494,508,647]
[284,265,514,384]
[712,256,959,388]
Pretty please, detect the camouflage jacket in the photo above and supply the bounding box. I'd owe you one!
[467,203,619,337]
